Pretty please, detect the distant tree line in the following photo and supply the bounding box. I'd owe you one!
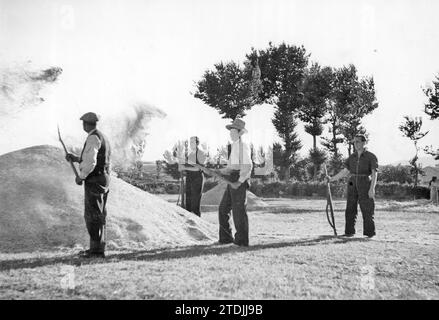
[397,73,439,187]
[193,42,378,180]
[193,42,439,186]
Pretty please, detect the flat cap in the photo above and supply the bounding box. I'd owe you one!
[80,112,99,123]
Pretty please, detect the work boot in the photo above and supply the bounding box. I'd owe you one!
[82,251,105,259]
[341,234,355,238]
[233,240,249,247]
[215,240,234,245]
[78,249,105,258]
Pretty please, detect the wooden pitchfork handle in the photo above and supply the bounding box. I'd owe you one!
[57,125,82,185]
[191,163,237,187]
[324,164,337,236]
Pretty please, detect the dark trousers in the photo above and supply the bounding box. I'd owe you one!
[185,171,203,216]
[218,180,249,245]
[345,176,375,237]
[84,174,109,253]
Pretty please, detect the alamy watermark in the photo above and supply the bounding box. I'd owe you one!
[359,265,375,291]
[60,265,76,291]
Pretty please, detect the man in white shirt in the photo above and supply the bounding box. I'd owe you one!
[218,118,253,246]
[65,112,111,258]
[179,136,207,216]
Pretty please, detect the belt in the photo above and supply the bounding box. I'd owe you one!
[90,166,110,176]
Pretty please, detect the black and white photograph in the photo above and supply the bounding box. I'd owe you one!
[0,0,438,306]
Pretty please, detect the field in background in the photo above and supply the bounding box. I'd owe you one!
[1,198,438,299]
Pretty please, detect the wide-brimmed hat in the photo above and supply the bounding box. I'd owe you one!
[225,118,247,133]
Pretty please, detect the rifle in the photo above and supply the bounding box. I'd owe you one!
[324,164,337,236]
[57,125,82,185]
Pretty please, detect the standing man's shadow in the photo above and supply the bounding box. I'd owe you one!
[0,235,368,272]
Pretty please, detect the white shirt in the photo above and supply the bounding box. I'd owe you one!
[181,148,207,172]
[187,148,207,165]
[227,139,252,183]
[79,129,101,179]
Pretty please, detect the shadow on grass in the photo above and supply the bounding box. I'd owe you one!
[202,205,344,214]
[0,235,368,272]
[376,202,431,212]
[267,207,345,214]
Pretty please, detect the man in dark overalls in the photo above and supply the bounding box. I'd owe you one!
[66,112,111,258]
[327,134,378,238]
[217,119,253,246]
[180,136,207,216]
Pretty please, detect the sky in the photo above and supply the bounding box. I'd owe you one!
[0,0,438,165]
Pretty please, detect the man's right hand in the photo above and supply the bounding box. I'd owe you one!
[65,153,78,163]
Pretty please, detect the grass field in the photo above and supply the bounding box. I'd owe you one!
[1,197,438,300]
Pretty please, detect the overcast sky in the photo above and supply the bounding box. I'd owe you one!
[1,0,438,165]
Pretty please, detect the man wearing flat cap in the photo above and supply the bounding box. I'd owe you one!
[217,118,253,246]
[65,112,111,258]
[326,134,378,238]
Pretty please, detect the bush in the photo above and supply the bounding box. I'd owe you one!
[249,181,346,198]
[411,185,430,199]
[378,165,413,184]
[249,180,430,200]
[165,183,180,194]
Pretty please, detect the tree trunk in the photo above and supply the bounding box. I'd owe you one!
[414,141,418,188]
[332,121,338,157]
[284,166,291,181]
[312,134,318,180]
[414,169,418,188]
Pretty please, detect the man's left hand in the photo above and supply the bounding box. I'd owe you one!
[75,176,83,186]
[230,181,241,189]
[368,188,375,199]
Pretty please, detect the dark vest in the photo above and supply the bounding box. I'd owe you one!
[80,129,111,178]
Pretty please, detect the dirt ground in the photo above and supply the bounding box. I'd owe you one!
[0,198,438,300]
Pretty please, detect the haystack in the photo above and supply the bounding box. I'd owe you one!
[201,181,268,210]
[0,145,216,253]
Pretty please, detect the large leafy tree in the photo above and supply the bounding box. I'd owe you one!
[398,116,429,187]
[340,76,378,155]
[423,74,439,120]
[247,43,309,180]
[322,65,378,174]
[423,75,439,161]
[193,60,261,120]
[321,66,355,160]
[299,63,333,178]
